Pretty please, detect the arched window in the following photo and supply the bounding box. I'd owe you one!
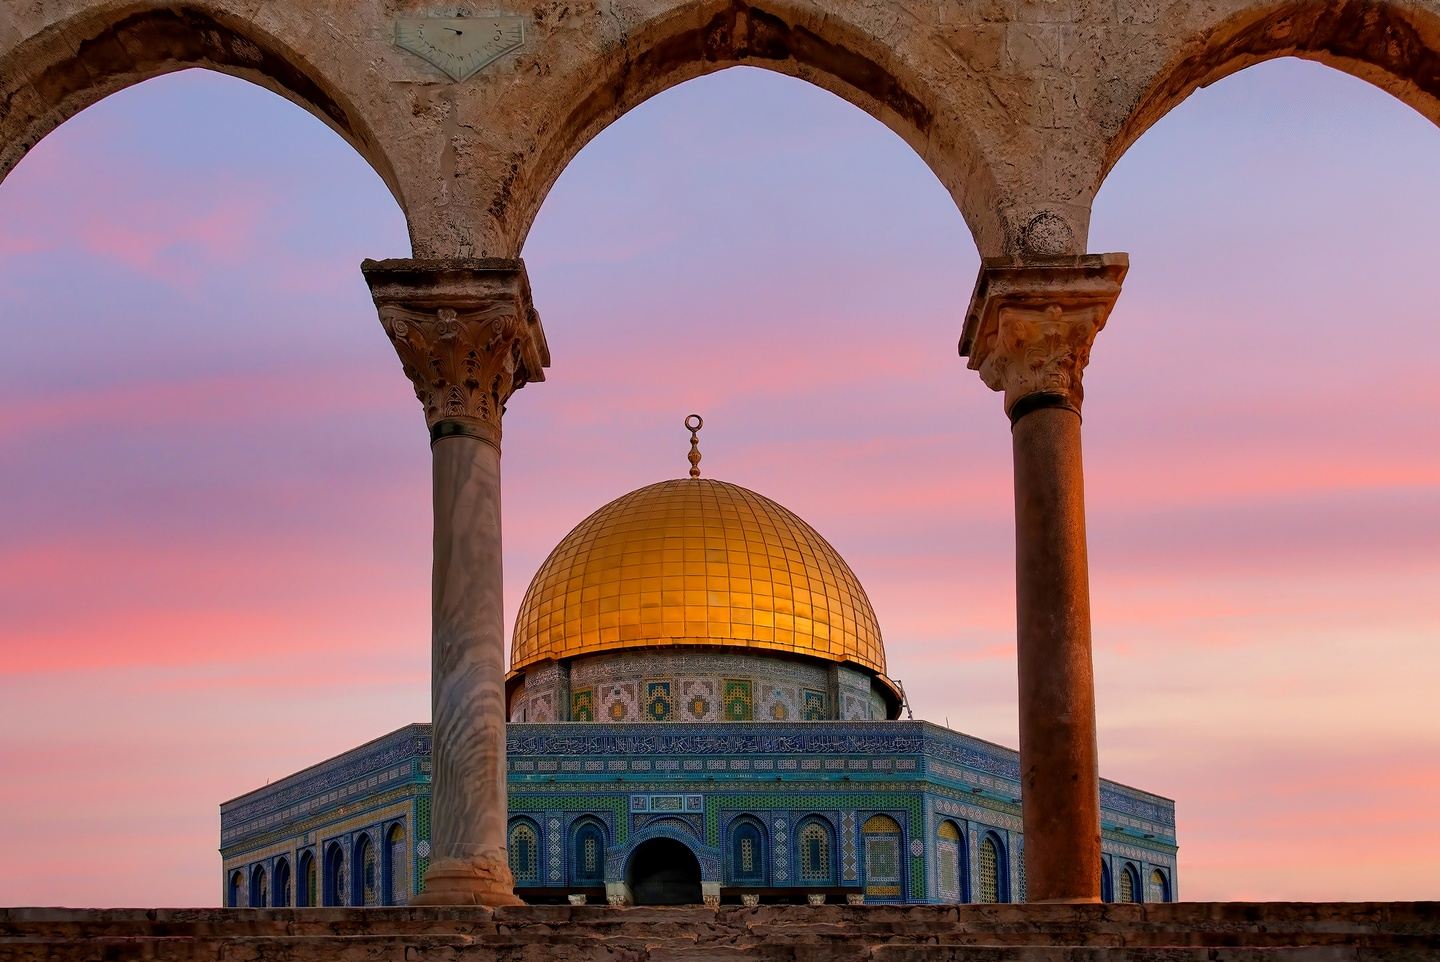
[323,843,345,907]
[1119,862,1139,903]
[249,864,268,908]
[1147,868,1170,903]
[977,833,1006,903]
[1100,861,1113,903]
[797,818,833,883]
[384,823,408,905]
[298,851,317,907]
[274,858,292,908]
[729,818,766,885]
[861,815,903,900]
[508,819,539,884]
[936,821,964,903]
[572,820,606,886]
[354,833,379,906]
[228,870,244,908]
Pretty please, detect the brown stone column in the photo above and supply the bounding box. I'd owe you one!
[362,258,549,906]
[960,254,1127,904]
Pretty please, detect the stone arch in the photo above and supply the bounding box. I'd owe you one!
[1102,0,1440,184]
[501,0,1001,256]
[613,822,722,885]
[0,2,402,204]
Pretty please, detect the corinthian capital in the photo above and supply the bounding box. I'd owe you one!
[959,254,1127,419]
[362,258,550,445]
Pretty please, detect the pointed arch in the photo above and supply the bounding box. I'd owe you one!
[227,869,244,908]
[507,817,541,885]
[571,817,608,887]
[297,850,317,907]
[273,857,292,908]
[1103,0,1440,184]
[935,820,965,903]
[727,815,767,886]
[501,0,1002,256]
[795,815,835,884]
[248,863,268,908]
[0,3,401,205]
[383,822,408,906]
[976,832,1007,904]
[322,842,345,907]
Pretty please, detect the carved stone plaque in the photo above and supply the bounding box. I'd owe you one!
[393,16,525,81]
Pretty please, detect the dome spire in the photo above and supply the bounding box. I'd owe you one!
[685,414,703,478]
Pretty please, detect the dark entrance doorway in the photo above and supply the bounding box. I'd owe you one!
[628,838,702,905]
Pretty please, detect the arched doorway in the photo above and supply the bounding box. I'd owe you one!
[627,838,701,905]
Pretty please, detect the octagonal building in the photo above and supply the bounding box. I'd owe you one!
[219,429,1177,908]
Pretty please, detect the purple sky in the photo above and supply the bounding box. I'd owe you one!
[1,58,1437,905]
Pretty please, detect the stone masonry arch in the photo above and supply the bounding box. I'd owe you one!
[0,1,407,225]
[495,0,1004,257]
[1097,0,1440,191]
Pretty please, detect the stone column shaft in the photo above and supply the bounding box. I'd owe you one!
[960,253,1127,904]
[363,257,549,906]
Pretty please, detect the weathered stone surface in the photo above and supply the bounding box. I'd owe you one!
[2,903,1437,961]
[5,1,1439,258]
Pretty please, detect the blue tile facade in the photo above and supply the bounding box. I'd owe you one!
[219,720,1177,905]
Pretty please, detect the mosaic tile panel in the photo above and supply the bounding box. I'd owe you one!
[803,689,827,721]
[571,688,595,722]
[723,679,753,721]
[644,680,674,721]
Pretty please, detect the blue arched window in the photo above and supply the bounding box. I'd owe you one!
[273,857,292,908]
[1119,862,1140,903]
[249,864,268,908]
[298,850,316,907]
[323,843,345,906]
[1147,868,1170,903]
[796,817,834,884]
[384,823,408,905]
[572,820,606,886]
[354,833,379,906]
[977,832,1008,903]
[227,870,244,908]
[729,818,766,885]
[1100,861,1113,903]
[935,821,965,903]
[508,819,540,884]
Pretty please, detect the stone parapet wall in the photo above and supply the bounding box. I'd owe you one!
[3,903,1436,961]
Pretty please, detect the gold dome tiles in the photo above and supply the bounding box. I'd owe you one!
[511,478,886,677]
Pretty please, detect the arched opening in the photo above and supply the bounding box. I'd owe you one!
[1100,861,1113,904]
[571,819,608,888]
[627,837,703,906]
[383,824,407,906]
[976,833,1006,904]
[298,851,317,908]
[935,820,965,903]
[0,59,409,904]
[1148,868,1171,904]
[503,1,1000,256]
[795,817,835,886]
[353,833,378,906]
[227,870,244,908]
[727,817,767,886]
[507,818,540,886]
[1090,55,1440,900]
[1119,863,1140,904]
[273,857,292,908]
[248,864,268,908]
[861,814,903,901]
[323,844,345,907]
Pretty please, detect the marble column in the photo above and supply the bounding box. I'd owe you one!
[959,253,1127,904]
[362,258,550,906]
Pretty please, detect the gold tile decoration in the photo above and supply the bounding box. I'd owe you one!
[511,478,888,678]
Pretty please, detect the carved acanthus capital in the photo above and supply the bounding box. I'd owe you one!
[362,258,550,445]
[959,254,1128,418]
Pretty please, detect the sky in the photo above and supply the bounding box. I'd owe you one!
[0,58,1437,906]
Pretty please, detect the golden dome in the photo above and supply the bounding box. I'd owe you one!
[510,477,889,680]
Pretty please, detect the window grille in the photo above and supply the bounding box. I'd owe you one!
[798,821,831,881]
[1119,864,1137,903]
[978,837,1000,903]
[509,823,538,882]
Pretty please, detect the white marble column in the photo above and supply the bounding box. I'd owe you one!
[960,253,1126,904]
[363,258,549,906]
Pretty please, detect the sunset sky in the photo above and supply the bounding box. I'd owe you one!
[1,58,1437,906]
